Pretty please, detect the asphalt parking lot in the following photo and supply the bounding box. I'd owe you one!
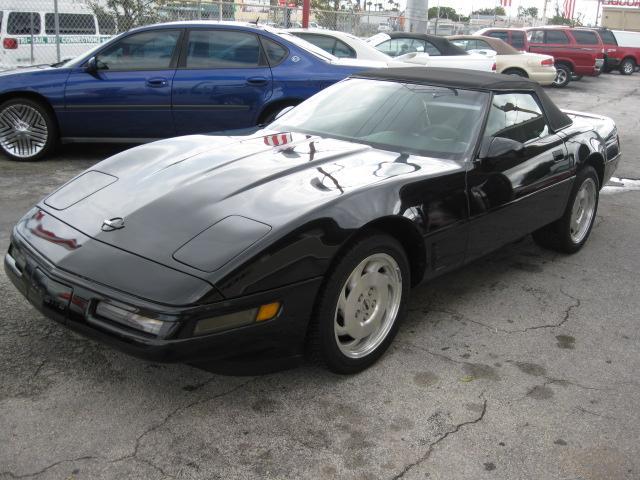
[1,73,640,480]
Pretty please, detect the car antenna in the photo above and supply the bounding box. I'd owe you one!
[251,17,260,25]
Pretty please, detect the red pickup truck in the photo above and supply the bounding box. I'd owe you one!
[476,27,605,87]
[590,27,640,75]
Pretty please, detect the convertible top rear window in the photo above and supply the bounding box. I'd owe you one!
[272,78,488,160]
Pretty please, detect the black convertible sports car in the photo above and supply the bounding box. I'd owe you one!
[5,68,620,374]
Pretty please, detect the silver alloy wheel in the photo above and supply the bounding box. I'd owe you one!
[334,253,402,359]
[570,177,597,244]
[554,69,568,86]
[0,104,48,158]
[623,61,634,74]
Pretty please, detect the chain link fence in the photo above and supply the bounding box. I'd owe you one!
[0,0,539,70]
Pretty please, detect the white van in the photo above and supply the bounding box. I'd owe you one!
[0,0,116,70]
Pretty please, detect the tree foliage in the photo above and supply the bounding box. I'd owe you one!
[89,0,168,30]
[472,7,506,16]
[427,6,461,21]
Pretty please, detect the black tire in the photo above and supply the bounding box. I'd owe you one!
[532,166,600,254]
[552,64,571,88]
[306,233,410,374]
[0,97,57,161]
[502,68,529,78]
[619,58,635,76]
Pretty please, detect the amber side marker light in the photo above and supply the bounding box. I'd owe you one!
[194,302,282,335]
[256,302,281,322]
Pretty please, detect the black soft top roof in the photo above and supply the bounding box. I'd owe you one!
[386,32,467,56]
[354,68,572,131]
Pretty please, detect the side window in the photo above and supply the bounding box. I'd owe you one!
[545,30,569,44]
[7,12,41,35]
[423,41,441,56]
[376,39,398,56]
[571,30,599,45]
[527,30,544,44]
[298,33,336,55]
[185,30,261,68]
[450,39,469,50]
[599,30,617,45]
[511,32,525,49]
[488,31,508,42]
[484,93,550,144]
[261,37,287,65]
[333,39,355,58]
[97,30,181,70]
[45,14,96,35]
[475,39,493,50]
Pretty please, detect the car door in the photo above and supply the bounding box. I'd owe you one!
[465,92,572,261]
[63,28,182,139]
[171,28,273,135]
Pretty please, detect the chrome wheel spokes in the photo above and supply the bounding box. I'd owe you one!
[0,104,48,158]
[570,177,597,244]
[334,253,402,359]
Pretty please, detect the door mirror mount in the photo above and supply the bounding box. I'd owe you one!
[84,56,98,74]
[478,136,524,162]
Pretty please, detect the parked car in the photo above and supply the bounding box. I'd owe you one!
[448,35,557,86]
[289,28,392,62]
[366,32,496,71]
[588,27,640,75]
[0,0,116,70]
[5,68,620,373]
[0,21,384,161]
[377,23,393,33]
[476,27,605,87]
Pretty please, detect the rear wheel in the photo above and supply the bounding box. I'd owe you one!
[532,166,599,253]
[552,64,571,88]
[620,58,636,75]
[306,233,410,374]
[502,68,528,78]
[0,98,56,161]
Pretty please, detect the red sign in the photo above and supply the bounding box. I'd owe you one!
[602,0,640,6]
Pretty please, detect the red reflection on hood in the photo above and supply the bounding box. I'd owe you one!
[263,132,293,147]
[29,210,80,250]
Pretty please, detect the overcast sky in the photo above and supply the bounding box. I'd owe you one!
[406,0,602,26]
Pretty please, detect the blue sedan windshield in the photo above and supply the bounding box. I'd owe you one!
[271,78,488,159]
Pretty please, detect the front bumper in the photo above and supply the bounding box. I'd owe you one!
[5,232,322,364]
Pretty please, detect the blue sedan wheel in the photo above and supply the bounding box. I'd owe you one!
[0,99,56,161]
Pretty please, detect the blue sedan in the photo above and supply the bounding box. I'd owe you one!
[0,21,379,161]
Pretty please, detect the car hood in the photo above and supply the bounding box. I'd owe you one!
[0,64,62,77]
[39,131,461,279]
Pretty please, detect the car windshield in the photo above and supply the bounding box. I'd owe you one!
[271,78,488,159]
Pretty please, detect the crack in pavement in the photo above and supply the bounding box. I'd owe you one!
[423,288,581,335]
[0,456,97,479]
[107,378,256,477]
[389,399,488,480]
[0,379,255,479]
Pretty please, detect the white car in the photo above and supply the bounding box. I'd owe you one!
[289,29,496,72]
[366,32,496,72]
[289,28,394,62]
[378,23,393,33]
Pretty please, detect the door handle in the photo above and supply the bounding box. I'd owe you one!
[552,150,565,161]
[146,77,169,88]
[246,76,268,86]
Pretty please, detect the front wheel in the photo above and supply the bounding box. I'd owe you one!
[0,98,57,161]
[306,233,410,374]
[620,58,636,75]
[552,64,571,88]
[532,166,599,253]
